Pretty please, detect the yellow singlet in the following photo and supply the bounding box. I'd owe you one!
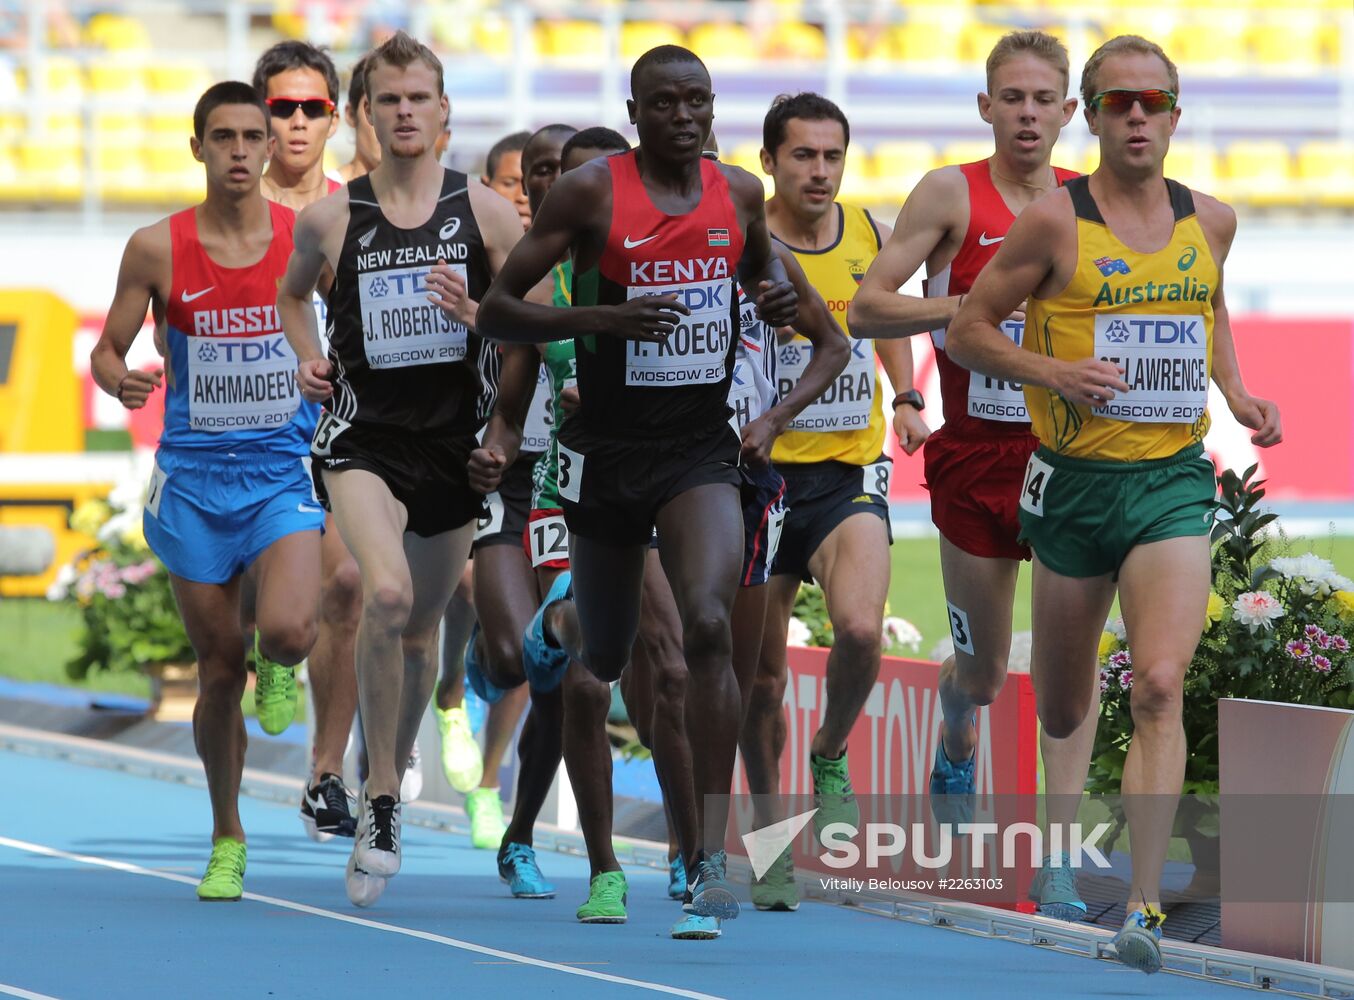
[771,203,886,467]
[1024,176,1216,462]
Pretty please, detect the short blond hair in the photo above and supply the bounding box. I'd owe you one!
[1081,35,1179,108]
[364,31,444,103]
[986,31,1070,96]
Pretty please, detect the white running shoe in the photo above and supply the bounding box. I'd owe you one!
[345,851,386,907]
[354,784,402,878]
[400,741,424,803]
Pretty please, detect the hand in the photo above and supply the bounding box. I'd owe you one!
[426,259,471,325]
[297,358,335,402]
[558,384,580,416]
[1227,393,1283,448]
[755,279,797,328]
[1005,299,1027,327]
[739,412,783,467]
[468,443,509,495]
[892,402,930,455]
[1053,357,1129,408]
[116,368,162,410]
[606,293,689,342]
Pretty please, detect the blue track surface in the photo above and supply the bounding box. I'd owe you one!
[0,749,1249,999]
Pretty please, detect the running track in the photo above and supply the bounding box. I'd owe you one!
[0,748,1256,999]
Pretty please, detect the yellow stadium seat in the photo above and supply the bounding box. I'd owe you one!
[537,19,607,62]
[83,12,152,52]
[147,113,195,138]
[1162,141,1219,193]
[959,20,1008,67]
[1080,145,1102,177]
[146,62,211,102]
[1296,140,1354,207]
[871,140,938,205]
[93,145,150,203]
[941,141,995,169]
[0,112,24,144]
[17,56,83,98]
[87,58,147,98]
[93,111,144,143]
[144,139,204,204]
[1250,13,1329,72]
[473,16,516,59]
[40,112,83,143]
[845,25,889,63]
[1171,15,1249,74]
[838,149,873,204]
[621,21,686,61]
[727,141,772,197]
[17,140,82,202]
[763,21,827,62]
[0,145,22,202]
[688,22,759,64]
[889,14,967,66]
[1221,141,1298,207]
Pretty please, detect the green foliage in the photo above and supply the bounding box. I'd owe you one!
[792,583,834,647]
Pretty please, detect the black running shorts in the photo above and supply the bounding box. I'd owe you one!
[772,455,892,583]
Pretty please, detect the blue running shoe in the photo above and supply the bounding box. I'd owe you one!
[464,622,506,705]
[522,571,572,693]
[497,842,556,899]
[686,850,739,920]
[671,912,721,940]
[1028,853,1088,923]
[928,739,976,826]
[1112,905,1164,974]
[668,854,687,901]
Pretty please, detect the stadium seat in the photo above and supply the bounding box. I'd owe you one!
[727,141,772,197]
[762,21,827,62]
[688,22,759,64]
[959,21,1008,67]
[0,145,21,202]
[1296,140,1354,207]
[940,141,995,170]
[93,111,145,145]
[537,19,607,63]
[1250,13,1329,73]
[93,145,151,204]
[87,58,148,99]
[1221,141,1298,207]
[472,15,516,59]
[146,62,211,100]
[838,149,873,204]
[621,21,686,61]
[144,138,204,204]
[888,15,967,66]
[871,140,937,205]
[82,12,152,52]
[17,56,83,99]
[1171,15,1249,75]
[1161,141,1219,193]
[17,139,82,202]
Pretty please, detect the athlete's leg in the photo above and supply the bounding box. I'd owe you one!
[471,544,535,795]
[435,564,475,710]
[569,537,647,683]
[731,582,770,722]
[1117,535,1210,910]
[307,521,362,779]
[500,684,563,848]
[740,574,799,827]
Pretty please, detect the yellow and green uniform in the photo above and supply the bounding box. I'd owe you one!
[532,260,576,511]
[1017,176,1218,578]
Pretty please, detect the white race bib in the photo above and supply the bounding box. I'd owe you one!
[557,443,583,503]
[1019,453,1054,517]
[967,319,1029,422]
[528,513,570,567]
[311,289,331,355]
[186,332,301,432]
[522,365,552,453]
[359,263,469,370]
[863,459,891,498]
[145,458,167,519]
[727,356,759,432]
[1092,313,1207,424]
[625,279,733,386]
[474,492,504,541]
[780,336,875,433]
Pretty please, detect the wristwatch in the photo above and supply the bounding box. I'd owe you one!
[891,389,925,411]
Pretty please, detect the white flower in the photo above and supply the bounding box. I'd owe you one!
[45,562,78,602]
[1232,591,1285,633]
[1269,554,1353,599]
[786,617,812,647]
[882,616,922,652]
[96,509,138,544]
[1106,617,1127,641]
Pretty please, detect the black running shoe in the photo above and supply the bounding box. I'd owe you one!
[301,773,356,842]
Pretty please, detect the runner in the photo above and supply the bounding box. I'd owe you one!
[849,30,1096,920]
[90,81,323,901]
[482,129,532,231]
[338,54,380,183]
[277,31,528,906]
[479,45,800,928]
[741,92,929,909]
[253,41,342,211]
[948,34,1281,972]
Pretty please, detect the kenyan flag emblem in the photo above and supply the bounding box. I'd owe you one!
[707,228,730,247]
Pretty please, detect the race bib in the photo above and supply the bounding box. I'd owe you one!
[311,410,350,457]
[780,337,875,433]
[475,492,504,541]
[1092,313,1207,424]
[1019,453,1054,517]
[862,459,891,497]
[727,356,759,432]
[359,263,469,370]
[967,319,1029,422]
[311,289,331,355]
[557,443,583,503]
[522,365,552,453]
[186,332,301,432]
[625,279,733,386]
[145,459,167,519]
[528,513,570,567]
[764,503,786,570]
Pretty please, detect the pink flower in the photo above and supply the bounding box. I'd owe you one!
[1305,624,1323,640]
[1286,640,1312,660]
[1332,636,1350,652]
[1318,633,1333,650]
[1099,669,1110,692]
[1109,650,1132,669]
[1119,670,1134,690]
[1233,591,1285,633]
[99,581,127,600]
[118,560,159,586]
[1312,655,1333,674]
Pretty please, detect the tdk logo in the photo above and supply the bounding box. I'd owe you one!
[1094,256,1131,277]
[198,339,287,363]
[198,343,218,362]
[1103,320,1131,344]
[368,277,391,298]
[779,345,806,366]
[638,283,727,311]
[1103,316,1200,345]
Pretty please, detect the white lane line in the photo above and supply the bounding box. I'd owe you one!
[0,985,62,999]
[0,836,723,1000]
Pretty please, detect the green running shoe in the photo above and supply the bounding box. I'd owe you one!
[197,837,246,902]
[810,751,859,838]
[253,637,297,736]
[750,848,799,912]
[1112,904,1165,974]
[576,870,628,923]
[465,786,506,850]
[1028,853,1088,923]
[435,702,483,793]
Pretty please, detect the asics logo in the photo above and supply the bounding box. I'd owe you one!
[623,234,658,249]
[977,233,1004,247]
[357,226,378,249]
[439,218,462,240]
[182,287,215,302]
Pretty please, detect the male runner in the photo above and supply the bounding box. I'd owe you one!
[480,45,799,924]
[849,30,1097,920]
[948,34,1281,972]
[741,92,928,908]
[338,54,380,183]
[277,31,527,906]
[482,130,531,230]
[90,82,323,901]
[253,39,365,842]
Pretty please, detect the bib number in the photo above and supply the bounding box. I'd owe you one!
[557,443,583,504]
[863,460,891,498]
[947,602,975,655]
[145,459,168,519]
[311,410,351,457]
[1019,454,1054,517]
[529,513,570,567]
[966,319,1028,421]
[475,492,505,541]
[764,503,786,571]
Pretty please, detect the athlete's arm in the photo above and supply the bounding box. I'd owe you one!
[949,194,1127,406]
[861,218,931,454]
[469,343,538,494]
[849,167,966,339]
[90,222,167,409]
[279,192,348,401]
[428,184,527,331]
[1196,194,1282,448]
[726,166,797,327]
[478,165,689,344]
[740,248,849,466]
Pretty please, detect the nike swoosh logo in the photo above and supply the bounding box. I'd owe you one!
[977,233,1004,246]
[298,503,323,514]
[182,287,214,302]
[439,218,461,240]
[623,235,658,249]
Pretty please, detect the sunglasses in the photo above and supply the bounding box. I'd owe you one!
[1089,89,1177,114]
[266,97,336,120]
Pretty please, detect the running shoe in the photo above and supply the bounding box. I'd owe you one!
[465,786,506,850]
[497,842,556,898]
[810,751,860,838]
[435,700,484,793]
[522,571,572,693]
[464,622,507,705]
[750,848,799,912]
[401,741,424,803]
[345,850,386,907]
[668,854,687,901]
[1112,904,1165,974]
[253,637,297,736]
[928,739,976,826]
[686,850,739,920]
[197,837,246,902]
[354,786,401,877]
[670,913,721,940]
[300,772,356,842]
[576,870,628,923]
[1028,853,1088,923]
